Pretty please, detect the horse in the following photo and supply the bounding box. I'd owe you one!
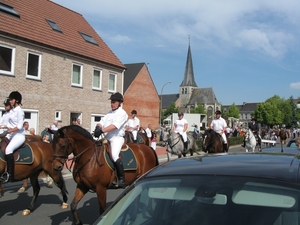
[202,129,229,153]
[163,129,196,159]
[244,129,257,152]
[124,131,150,146]
[51,125,159,225]
[278,128,287,145]
[0,137,68,215]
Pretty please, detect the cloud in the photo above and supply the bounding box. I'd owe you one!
[110,35,132,44]
[290,82,300,89]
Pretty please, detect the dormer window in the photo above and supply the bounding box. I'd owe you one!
[79,32,98,45]
[0,2,20,17]
[46,19,62,33]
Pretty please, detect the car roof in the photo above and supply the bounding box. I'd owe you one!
[146,153,300,184]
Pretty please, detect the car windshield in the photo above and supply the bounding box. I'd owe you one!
[94,175,300,225]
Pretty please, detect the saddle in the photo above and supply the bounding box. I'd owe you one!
[0,138,34,164]
[96,139,137,171]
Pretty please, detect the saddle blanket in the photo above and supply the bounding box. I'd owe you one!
[0,144,34,164]
[105,145,137,171]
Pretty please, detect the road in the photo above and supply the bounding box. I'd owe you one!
[0,143,283,225]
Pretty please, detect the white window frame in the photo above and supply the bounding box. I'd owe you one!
[108,73,117,92]
[26,51,42,79]
[71,63,83,87]
[92,69,102,90]
[55,110,61,121]
[0,43,15,76]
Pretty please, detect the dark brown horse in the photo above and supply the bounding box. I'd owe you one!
[202,128,230,153]
[51,125,158,225]
[0,138,68,215]
[124,131,150,146]
[278,128,287,144]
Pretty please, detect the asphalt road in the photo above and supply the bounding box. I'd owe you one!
[0,143,284,225]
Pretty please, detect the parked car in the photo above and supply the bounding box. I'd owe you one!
[94,153,300,225]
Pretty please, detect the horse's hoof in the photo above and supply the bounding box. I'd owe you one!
[18,187,26,193]
[22,209,31,216]
[61,202,69,209]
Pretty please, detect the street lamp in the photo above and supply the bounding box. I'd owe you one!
[160,81,171,127]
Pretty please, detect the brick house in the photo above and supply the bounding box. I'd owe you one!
[123,63,160,129]
[0,0,126,133]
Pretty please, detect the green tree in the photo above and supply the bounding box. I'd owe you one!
[223,103,239,119]
[190,105,206,114]
[161,102,178,124]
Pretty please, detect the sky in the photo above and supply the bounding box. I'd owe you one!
[53,0,300,105]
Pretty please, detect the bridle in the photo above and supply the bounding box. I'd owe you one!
[167,132,181,150]
[52,130,95,171]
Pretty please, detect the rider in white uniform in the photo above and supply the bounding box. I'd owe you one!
[173,112,188,152]
[96,92,128,188]
[210,110,228,152]
[126,110,140,143]
[0,91,25,183]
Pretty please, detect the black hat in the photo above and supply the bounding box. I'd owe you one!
[8,91,22,104]
[215,110,222,114]
[109,92,123,102]
[3,98,10,106]
[178,112,184,116]
[131,110,137,114]
[251,118,256,121]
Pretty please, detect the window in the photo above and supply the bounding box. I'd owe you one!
[46,19,62,33]
[0,2,20,17]
[185,88,187,94]
[182,88,184,94]
[0,44,15,75]
[72,64,82,86]
[55,111,61,121]
[108,73,117,92]
[93,69,102,90]
[26,52,41,79]
[79,32,98,45]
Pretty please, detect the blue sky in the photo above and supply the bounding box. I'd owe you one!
[54,0,300,105]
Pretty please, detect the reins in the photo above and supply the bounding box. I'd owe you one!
[167,133,181,150]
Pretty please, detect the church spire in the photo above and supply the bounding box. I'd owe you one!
[180,41,197,87]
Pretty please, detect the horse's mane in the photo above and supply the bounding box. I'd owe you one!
[57,125,94,141]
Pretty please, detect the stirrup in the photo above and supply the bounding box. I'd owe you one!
[0,172,9,183]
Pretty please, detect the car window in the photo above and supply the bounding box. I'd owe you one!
[94,176,300,225]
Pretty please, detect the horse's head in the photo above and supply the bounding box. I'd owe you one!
[52,125,94,171]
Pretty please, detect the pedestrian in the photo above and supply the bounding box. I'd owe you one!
[41,125,52,142]
[23,121,30,135]
[145,124,152,146]
[150,130,157,150]
[210,110,228,152]
[0,91,25,183]
[125,110,140,143]
[173,112,188,152]
[43,134,50,143]
[0,98,12,141]
[95,92,128,188]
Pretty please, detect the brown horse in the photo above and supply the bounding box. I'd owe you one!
[51,125,158,225]
[124,131,150,146]
[0,138,68,215]
[202,128,230,153]
[278,128,287,144]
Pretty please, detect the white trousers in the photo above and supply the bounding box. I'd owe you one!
[6,132,25,154]
[131,130,138,140]
[110,136,124,162]
[175,131,187,142]
[151,142,156,150]
[221,132,227,144]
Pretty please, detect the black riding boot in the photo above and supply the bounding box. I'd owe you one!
[223,144,228,152]
[183,141,188,153]
[241,140,245,147]
[1,153,14,183]
[112,158,126,188]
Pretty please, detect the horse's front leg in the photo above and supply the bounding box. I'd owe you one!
[22,174,40,216]
[71,184,89,225]
[50,171,68,209]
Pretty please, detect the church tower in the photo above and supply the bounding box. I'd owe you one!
[179,41,198,108]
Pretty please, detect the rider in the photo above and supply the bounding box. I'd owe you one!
[0,91,25,183]
[125,110,140,143]
[210,110,228,152]
[241,118,261,147]
[173,112,188,153]
[95,92,128,188]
